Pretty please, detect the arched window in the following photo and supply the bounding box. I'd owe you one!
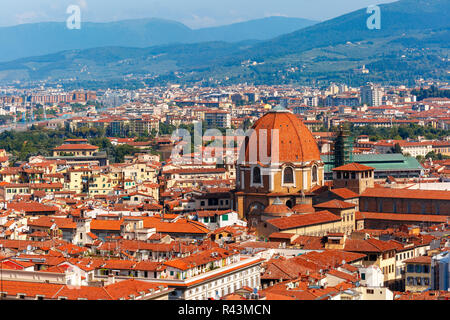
[252,167,261,184]
[312,165,318,183]
[283,167,294,184]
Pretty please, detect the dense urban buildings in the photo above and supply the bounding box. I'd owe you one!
[0,80,448,302]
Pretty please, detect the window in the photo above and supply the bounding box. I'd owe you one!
[361,273,366,280]
[378,199,383,212]
[312,165,318,183]
[407,277,414,286]
[283,167,294,184]
[252,167,261,184]
[415,264,422,273]
[366,289,374,294]
[222,214,228,221]
[414,277,421,285]
[208,198,219,206]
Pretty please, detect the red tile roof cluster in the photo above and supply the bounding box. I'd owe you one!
[8,202,59,213]
[0,279,169,300]
[164,248,236,271]
[344,238,399,253]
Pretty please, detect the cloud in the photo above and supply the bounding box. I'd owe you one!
[15,11,45,25]
[184,14,217,29]
[264,12,288,18]
[77,0,88,9]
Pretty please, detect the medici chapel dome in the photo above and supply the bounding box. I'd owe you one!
[243,106,321,164]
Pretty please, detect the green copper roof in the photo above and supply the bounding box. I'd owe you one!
[321,154,423,173]
[270,104,289,112]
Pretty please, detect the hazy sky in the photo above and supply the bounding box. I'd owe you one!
[1,0,398,28]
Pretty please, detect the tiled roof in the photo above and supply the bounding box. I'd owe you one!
[326,269,358,282]
[268,211,341,230]
[8,202,59,213]
[403,256,432,264]
[314,199,356,209]
[330,188,359,199]
[28,216,76,229]
[332,162,374,171]
[344,238,399,253]
[0,279,169,300]
[126,217,209,234]
[356,211,449,223]
[291,204,315,214]
[261,258,310,280]
[90,219,123,231]
[360,187,450,200]
[163,248,235,271]
[53,144,99,151]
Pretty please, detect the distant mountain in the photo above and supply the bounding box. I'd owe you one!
[0,16,317,62]
[241,0,450,59]
[189,16,318,43]
[0,0,448,86]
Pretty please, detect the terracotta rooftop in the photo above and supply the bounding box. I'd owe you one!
[403,256,432,264]
[360,188,450,200]
[332,162,375,172]
[314,199,356,209]
[330,188,359,199]
[356,211,449,223]
[267,211,341,230]
[53,144,99,151]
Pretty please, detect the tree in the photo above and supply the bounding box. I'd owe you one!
[113,144,139,163]
[392,143,402,154]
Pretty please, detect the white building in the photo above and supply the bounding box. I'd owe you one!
[361,83,383,107]
[196,210,245,230]
[162,249,262,300]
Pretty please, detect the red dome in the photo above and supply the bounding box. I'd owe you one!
[243,109,320,164]
[263,198,293,217]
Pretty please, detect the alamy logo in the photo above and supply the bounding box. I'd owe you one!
[66,5,81,30]
[366,5,381,30]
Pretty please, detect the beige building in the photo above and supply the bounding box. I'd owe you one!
[404,256,432,292]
